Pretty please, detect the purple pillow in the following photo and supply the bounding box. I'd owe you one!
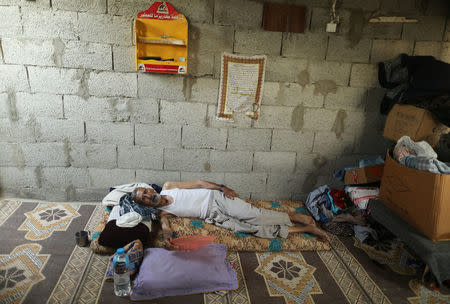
[130,244,238,300]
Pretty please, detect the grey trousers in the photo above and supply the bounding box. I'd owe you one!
[203,192,292,239]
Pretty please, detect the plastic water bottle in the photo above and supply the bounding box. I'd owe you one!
[113,248,131,296]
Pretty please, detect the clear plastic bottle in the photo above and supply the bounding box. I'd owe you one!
[113,248,131,296]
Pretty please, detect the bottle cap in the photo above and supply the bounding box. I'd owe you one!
[116,248,124,254]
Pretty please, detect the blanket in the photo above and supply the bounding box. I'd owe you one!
[91,200,330,253]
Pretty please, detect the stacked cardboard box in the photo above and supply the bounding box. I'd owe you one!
[379,104,450,241]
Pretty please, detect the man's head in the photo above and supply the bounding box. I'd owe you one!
[132,187,161,207]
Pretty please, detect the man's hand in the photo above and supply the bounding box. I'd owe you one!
[221,186,238,199]
[161,229,179,250]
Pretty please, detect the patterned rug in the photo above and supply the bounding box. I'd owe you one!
[1,199,449,304]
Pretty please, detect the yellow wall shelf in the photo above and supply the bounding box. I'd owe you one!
[135,1,188,74]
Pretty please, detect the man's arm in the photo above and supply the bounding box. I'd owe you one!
[159,212,177,249]
[162,180,238,199]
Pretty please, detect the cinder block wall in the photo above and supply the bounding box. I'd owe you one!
[0,0,448,201]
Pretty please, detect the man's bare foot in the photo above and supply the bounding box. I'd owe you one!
[289,213,316,226]
[304,225,330,243]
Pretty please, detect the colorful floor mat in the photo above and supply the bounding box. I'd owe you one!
[1,199,449,304]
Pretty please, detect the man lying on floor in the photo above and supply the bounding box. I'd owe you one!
[132,180,330,246]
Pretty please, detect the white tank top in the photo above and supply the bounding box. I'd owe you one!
[159,188,214,219]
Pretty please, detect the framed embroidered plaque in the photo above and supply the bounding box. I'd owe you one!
[216,53,266,122]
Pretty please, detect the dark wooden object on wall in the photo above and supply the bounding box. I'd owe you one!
[263,3,306,33]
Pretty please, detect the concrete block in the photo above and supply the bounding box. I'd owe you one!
[160,100,207,126]
[21,142,69,166]
[313,131,354,155]
[190,77,219,104]
[41,167,89,188]
[379,0,421,15]
[187,53,215,77]
[168,0,214,23]
[265,57,308,82]
[0,0,50,7]
[308,60,351,86]
[138,73,185,100]
[446,20,450,42]
[324,86,367,111]
[350,64,379,88]
[403,16,446,41]
[265,173,308,200]
[180,172,224,184]
[354,131,389,154]
[118,145,163,169]
[234,30,282,56]
[0,65,30,93]
[271,130,314,152]
[28,66,81,95]
[363,22,402,39]
[282,33,328,60]
[0,93,7,118]
[88,168,135,188]
[0,6,22,37]
[0,167,38,188]
[441,42,450,64]
[63,40,112,70]
[135,124,181,148]
[341,0,380,10]
[75,188,109,201]
[128,98,159,124]
[327,36,371,63]
[78,13,133,45]
[261,82,279,105]
[108,0,213,23]
[224,172,267,193]
[296,153,337,175]
[206,105,253,128]
[253,106,295,129]
[35,118,84,142]
[86,121,134,145]
[1,38,55,66]
[227,128,271,151]
[189,23,234,55]
[413,41,443,58]
[303,108,338,131]
[253,151,296,173]
[209,151,253,172]
[22,7,78,40]
[64,95,158,123]
[113,45,135,72]
[339,110,367,138]
[182,126,227,149]
[214,0,263,28]
[0,143,23,167]
[0,118,36,143]
[164,149,210,171]
[88,71,137,98]
[276,84,324,107]
[310,7,351,34]
[70,143,117,168]
[366,87,386,113]
[15,92,63,120]
[52,0,106,13]
[371,40,414,63]
[136,170,181,185]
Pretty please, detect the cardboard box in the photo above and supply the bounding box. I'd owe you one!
[383,104,450,147]
[379,150,450,241]
[344,164,384,185]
